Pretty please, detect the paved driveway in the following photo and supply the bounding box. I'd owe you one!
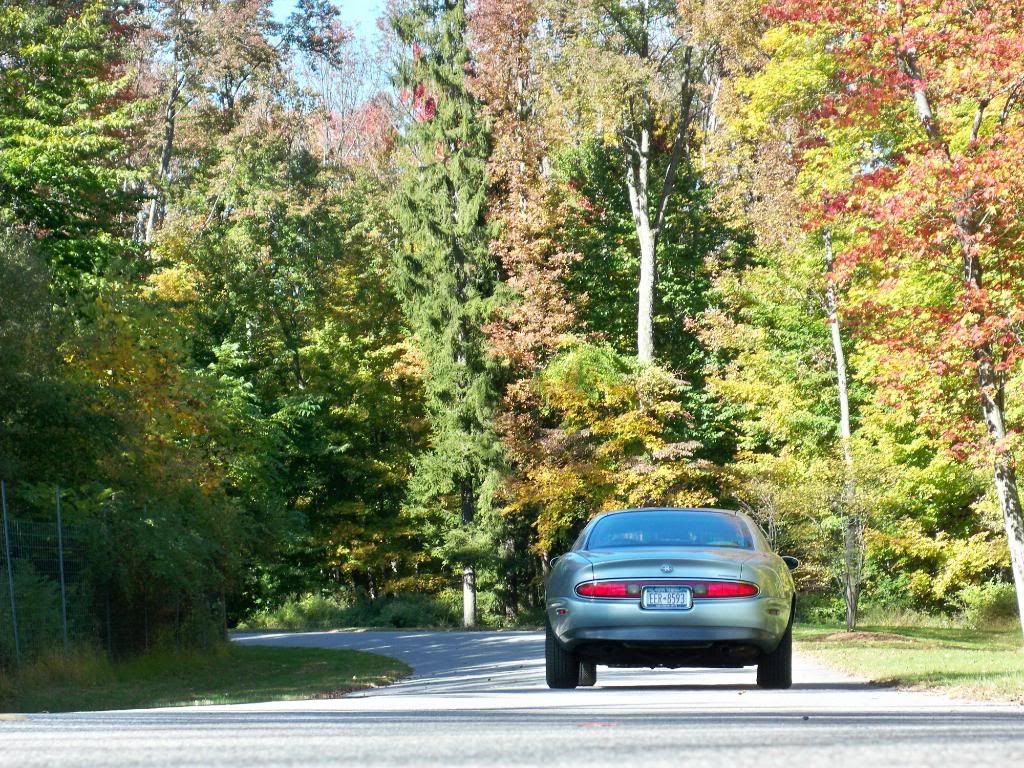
[2,630,1021,767]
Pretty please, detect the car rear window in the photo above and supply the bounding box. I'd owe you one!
[584,510,755,550]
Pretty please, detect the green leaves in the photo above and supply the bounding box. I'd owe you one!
[391,1,501,564]
[0,1,140,291]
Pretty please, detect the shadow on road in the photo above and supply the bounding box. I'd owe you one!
[234,630,899,697]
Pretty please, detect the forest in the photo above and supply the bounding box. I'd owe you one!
[1,0,1023,658]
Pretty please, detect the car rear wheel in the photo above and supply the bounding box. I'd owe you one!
[579,661,597,687]
[545,619,580,689]
[756,611,793,690]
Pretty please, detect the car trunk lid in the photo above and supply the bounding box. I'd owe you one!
[580,548,755,581]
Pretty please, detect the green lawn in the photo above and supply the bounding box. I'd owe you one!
[796,624,1024,703]
[0,644,410,713]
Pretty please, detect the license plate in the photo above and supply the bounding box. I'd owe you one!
[641,585,693,610]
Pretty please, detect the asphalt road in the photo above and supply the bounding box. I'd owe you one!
[2,629,1022,767]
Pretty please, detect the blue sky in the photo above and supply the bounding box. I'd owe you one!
[272,0,388,40]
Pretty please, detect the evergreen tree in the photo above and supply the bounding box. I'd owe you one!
[390,0,501,627]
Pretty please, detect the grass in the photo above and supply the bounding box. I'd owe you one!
[795,623,1024,703]
[0,644,410,713]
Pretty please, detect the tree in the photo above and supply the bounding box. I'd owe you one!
[468,0,577,372]
[770,0,1024,636]
[466,0,582,617]
[0,0,139,291]
[697,11,878,626]
[503,341,713,561]
[540,0,701,362]
[391,0,501,627]
[139,0,349,242]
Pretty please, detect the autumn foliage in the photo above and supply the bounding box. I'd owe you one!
[2,0,1023,641]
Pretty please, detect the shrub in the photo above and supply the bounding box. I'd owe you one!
[238,594,349,631]
[794,591,844,625]
[377,595,457,628]
[0,561,64,667]
[956,581,1021,629]
[861,570,918,612]
[237,592,459,630]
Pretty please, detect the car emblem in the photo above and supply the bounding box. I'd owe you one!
[660,564,673,574]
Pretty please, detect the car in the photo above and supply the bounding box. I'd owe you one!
[544,506,798,690]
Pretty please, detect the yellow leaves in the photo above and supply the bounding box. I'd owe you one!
[932,533,1009,600]
[735,25,834,138]
[870,521,1009,603]
[507,342,713,553]
[143,264,200,303]
[610,461,714,513]
[381,340,426,384]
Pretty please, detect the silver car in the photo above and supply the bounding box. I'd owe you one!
[544,507,798,689]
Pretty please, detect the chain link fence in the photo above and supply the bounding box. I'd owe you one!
[1,480,226,669]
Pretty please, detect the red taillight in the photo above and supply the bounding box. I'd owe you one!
[575,581,638,598]
[702,581,759,598]
[575,579,758,599]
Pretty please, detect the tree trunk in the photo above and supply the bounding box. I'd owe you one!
[636,225,656,363]
[622,51,692,365]
[824,231,862,630]
[460,480,476,628]
[976,356,1024,633]
[624,123,656,363]
[146,73,182,244]
[962,244,1024,637]
[825,233,852,467]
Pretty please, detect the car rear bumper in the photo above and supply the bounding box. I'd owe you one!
[546,594,791,667]
[563,625,777,646]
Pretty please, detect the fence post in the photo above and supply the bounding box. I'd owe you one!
[103,504,112,657]
[55,486,69,655]
[1,480,21,665]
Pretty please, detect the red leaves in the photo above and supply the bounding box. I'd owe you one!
[820,191,849,217]
[769,0,1024,455]
[414,93,437,122]
[408,82,436,122]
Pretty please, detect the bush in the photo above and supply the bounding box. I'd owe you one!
[956,581,1021,629]
[861,570,918,612]
[794,591,844,625]
[239,594,349,631]
[377,595,457,628]
[0,561,64,668]
[237,593,459,630]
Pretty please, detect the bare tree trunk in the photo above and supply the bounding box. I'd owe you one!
[624,121,655,363]
[825,233,852,467]
[636,223,656,364]
[824,231,862,630]
[461,481,476,628]
[975,353,1024,629]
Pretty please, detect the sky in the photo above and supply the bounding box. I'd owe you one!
[271,0,389,41]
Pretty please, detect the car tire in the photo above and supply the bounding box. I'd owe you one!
[756,609,793,690]
[578,661,597,687]
[545,619,580,689]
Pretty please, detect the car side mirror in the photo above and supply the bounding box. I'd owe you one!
[781,555,800,571]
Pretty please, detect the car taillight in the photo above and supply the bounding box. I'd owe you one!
[700,581,759,598]
[575,581,640,598]
[574,580,758,599]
